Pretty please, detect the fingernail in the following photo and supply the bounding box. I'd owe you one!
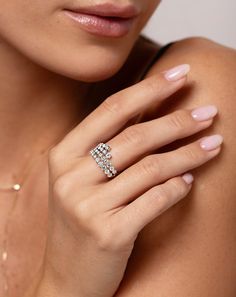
[200,134,223,151]
[164,64,190,81]
[191,105,218,121]
[182,173,194,185]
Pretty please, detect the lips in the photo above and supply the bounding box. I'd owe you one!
[62,3,140,37]
[64,2,140,18]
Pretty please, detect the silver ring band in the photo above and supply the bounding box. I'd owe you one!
[90,142,118,178]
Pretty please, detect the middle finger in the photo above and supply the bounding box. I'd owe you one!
[86,105,218,183]
[55,64,190,156]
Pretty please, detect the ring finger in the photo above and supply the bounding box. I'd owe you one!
[98,134,223,210]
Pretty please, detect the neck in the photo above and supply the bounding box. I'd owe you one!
[0,40,90,183]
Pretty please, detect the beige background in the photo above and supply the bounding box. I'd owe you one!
[143,0,236,49]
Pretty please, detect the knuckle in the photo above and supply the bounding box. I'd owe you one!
[168,110,189,132]
[140,155,161,177]
[96,225,119,251]
[48,145,70,174]
[52,174,71,200]
[101,94,122,116]
[144,77,159,95]
[144,74,170,97]
[96,233,114,251]
[95,220,133,252]
[121,125,144,147]
[75,199,93,223]
[184,147,202,164]
[48,145,62,165]
[168,177,188,197]
[152,186,170,211]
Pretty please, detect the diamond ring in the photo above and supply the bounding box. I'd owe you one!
[90,142,118,178]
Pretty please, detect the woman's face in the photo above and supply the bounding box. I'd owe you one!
[0,1,160,82]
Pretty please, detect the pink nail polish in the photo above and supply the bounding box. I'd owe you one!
[164,64,190,81]
[182,173,194,185]
[191,105,218,121]
[200,135,223,151]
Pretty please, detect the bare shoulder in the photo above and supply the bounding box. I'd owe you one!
[114,38,236,296]
[147,36,236,99]
[144,36,236,151]
[149,36,236,70]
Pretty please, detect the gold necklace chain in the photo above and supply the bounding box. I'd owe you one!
[0,142,54,295]
[0,118,80,296]
[0,81,92,296]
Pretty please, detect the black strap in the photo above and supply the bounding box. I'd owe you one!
[139,41,175,81]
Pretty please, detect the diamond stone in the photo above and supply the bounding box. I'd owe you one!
[13,184,21,191]
[106,153,112,159]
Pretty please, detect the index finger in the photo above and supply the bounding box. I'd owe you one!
[57,64,190,156]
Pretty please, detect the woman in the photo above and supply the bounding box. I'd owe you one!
[0,1,235,296]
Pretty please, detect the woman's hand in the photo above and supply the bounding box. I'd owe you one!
[33,64,222,297]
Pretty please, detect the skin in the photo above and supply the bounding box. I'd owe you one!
[0,0,160,181]
[0,0,235,297]
[112,38,236,297]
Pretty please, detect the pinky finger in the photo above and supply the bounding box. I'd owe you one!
[117,173,194,237]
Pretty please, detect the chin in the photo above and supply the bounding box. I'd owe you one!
[67,62,124,83]
[59,50,130,82]
[0,5,144,83]
[0,13,141,83]
[0,0,160,82]
[24,40,135,83]
[59,63,125,83]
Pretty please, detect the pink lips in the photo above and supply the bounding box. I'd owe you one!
[62,3,139,37]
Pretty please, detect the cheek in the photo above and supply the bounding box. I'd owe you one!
[0,2,156,82]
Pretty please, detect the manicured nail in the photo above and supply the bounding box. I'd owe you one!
[191,105,218,121]
[200,134,223,151]
[164,64,190,81]
[182,173,194,185]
